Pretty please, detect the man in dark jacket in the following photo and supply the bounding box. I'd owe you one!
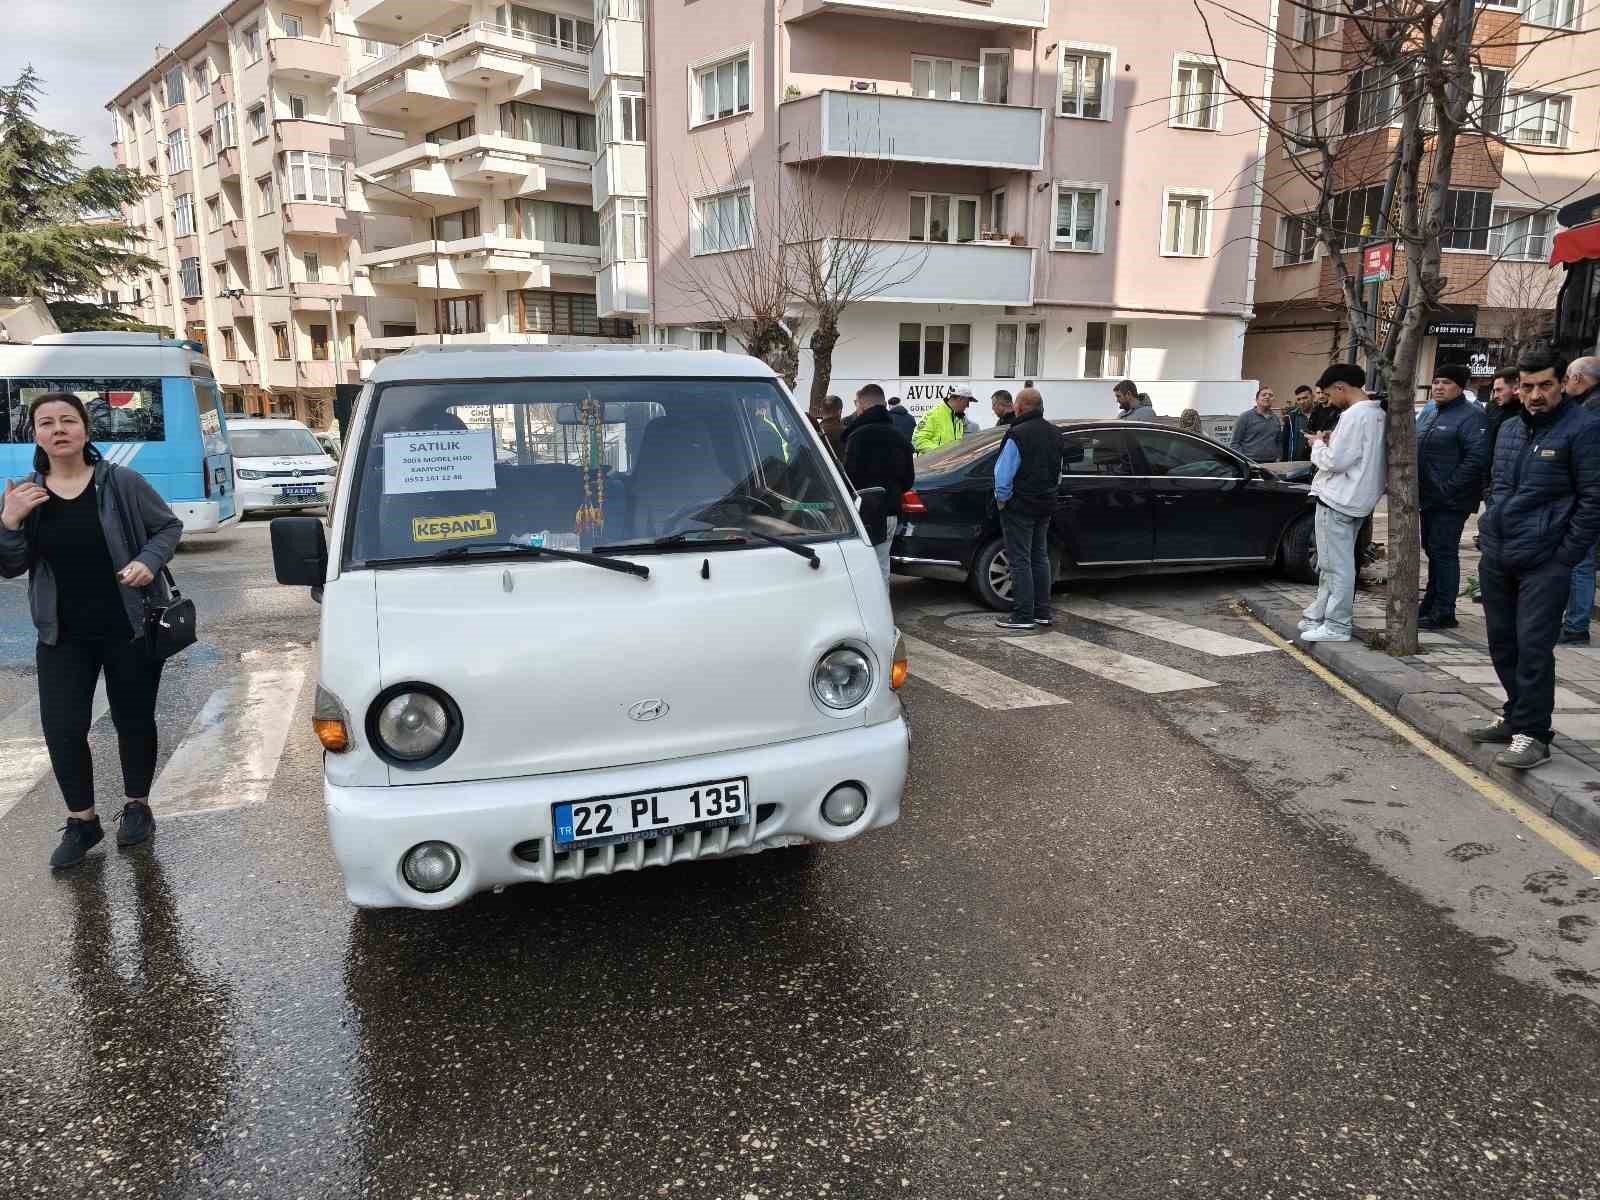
[993,387,1063,630]
[1417,363,1488,629]
[1558,356,1600,642]
[886,396,916,441]
[991,389,1015,426]
[818,395,847,462]
[1281,385,1315,461]
[1470,349,1600,769]
[1484,365,1522,487]
[1308,384,1341,435]
[845,384,915,581]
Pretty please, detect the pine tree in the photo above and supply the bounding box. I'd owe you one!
[0,66,160,330]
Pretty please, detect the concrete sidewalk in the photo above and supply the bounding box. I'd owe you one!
[1241,564,1600,846]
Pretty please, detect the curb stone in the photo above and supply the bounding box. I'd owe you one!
[1240,588,1600,850]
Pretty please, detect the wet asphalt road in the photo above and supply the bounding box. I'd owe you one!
[3,523,1600,1199]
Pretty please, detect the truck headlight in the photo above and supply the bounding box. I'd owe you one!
[812,646,873,710]
[366,684,462,767]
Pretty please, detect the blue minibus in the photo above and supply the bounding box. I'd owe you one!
[0,333,239,534]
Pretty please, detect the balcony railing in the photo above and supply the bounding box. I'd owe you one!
[350,22,591,90]
[781,90,1045,172]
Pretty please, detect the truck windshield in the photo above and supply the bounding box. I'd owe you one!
[345,378,853,567]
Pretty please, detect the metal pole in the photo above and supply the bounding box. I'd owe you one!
[328,296,343,385]
[1351,151,1404,371]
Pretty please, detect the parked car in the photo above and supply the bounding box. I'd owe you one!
[229,417,338,514]
[891,420,1363,609]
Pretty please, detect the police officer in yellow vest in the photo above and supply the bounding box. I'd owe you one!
[912,385,975,455]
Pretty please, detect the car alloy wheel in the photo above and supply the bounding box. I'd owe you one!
[988,548,1014,603]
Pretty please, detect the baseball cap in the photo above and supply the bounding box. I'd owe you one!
[948,385,976,399]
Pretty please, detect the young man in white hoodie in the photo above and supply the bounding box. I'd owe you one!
[1299,363,1388,643]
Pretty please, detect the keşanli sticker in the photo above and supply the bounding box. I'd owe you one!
[412,512,498,542]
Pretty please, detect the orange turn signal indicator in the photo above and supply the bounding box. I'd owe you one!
[314,717,351,753]
[891,633,908,690]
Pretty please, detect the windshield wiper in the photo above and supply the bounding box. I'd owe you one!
[597,526,821,569]
[421,541,650,579]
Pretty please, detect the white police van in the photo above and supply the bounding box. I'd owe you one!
[272,346,909,909]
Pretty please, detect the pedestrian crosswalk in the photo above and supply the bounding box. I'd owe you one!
[898,596,1278,709]
[0,652,309,823]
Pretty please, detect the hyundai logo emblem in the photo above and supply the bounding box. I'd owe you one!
[627,699,670,722]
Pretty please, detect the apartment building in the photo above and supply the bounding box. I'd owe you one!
[109,0,375,423]
[1244,0,1598,403]
[645,0,1275,420]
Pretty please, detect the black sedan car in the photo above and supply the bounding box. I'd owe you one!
[891,420,1343,610]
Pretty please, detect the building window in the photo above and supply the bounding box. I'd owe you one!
[220,328,237,359]
[288,94,308,120]
[1162,189,1211,256]
[499,101,596,150]
[693,51,751,125]
[1489,207,1554,261]
[141,99,153,126]
[214,263,228,292]
[382,322,417,338]
[206,195,222,231]
[1172,58,1221,129]
[995,322,1043,379]
[910,193,979,243]
[309,323,330,361]
[1275,213,1317,266]
[989,189,1007,238]
[611,197,647,262]
[512,290,634,337]
[1298,0,1338,39]
[242,24,262,64]
[1285,99,1333,153]
[199,129,215,165]
[215,102,237,149]
[425,116,475,144]
[437,295,484,335]
[272,322,290,358]
[281,12,304,37]
[692,187,752,255]
[1330,184,1385,249]
[192,60,209,93]
[248,103,268,141]
[256,174,275,214]
[166,129,190,173]
[506,197,599,245]
[1053,184,1104,252]
[497,4,594,49]
[693,328,726,351]
[1522,0,1579,29]
[284,151,346,204]
[263,249,284,288]
[303,250,322,282]
[1084,322,1129,379]
[1440,189,1494,252]
[912,56,980,102]
[1058,47,1111,119]
[163,65,186,108]
[1503,92,1571,147]
[897,323,970,378]
[173,193,196,237]
[433,206,482,241]
[1342,67,1397,134]
[615,86,646,142]
[179,257,202,299]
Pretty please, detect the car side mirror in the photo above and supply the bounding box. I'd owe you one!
[855,486,888,528]
[272,516,328,589]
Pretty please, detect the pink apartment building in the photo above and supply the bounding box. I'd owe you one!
[646,0,1274,423]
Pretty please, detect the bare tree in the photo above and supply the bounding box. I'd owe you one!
[1488,259,1559,364]
[1198,0,1598,655]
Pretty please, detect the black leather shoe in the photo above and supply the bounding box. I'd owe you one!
[1418,615,1459,630]
[50,817,105,870]
[115,801,155,848]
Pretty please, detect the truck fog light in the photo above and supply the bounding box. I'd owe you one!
[821,783,868,827]
[401,841,460,893]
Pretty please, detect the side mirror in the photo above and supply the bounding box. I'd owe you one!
[272,516,328,588]
[855,486,888,528]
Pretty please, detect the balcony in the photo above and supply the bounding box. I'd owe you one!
[596,260,648,318]
[810,238,1036,306]
[289,281,354,311]
[346,34,444,93]
[218,147,241,181]
[590,16,643,95]
[350,0,470,36]
[436,22,589,91]
[781,91,1044,172]
[354,67,462,119]
[295,360,360,387]
[220,219,247,252]
[593,143,646,209]
[282,202,355,238]
[360,235,592,291]
[274,118,351,156]
[784,0,1049,27]
[268,37,346,82]
[364,134,590,200]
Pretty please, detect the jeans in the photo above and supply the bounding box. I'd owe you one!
[1420,508,1469,622]
[1302,503,1363,635]
[1001,508,1053,623]
[1563,543,1599,636]
[874,516,898,582]
[37,637,164,813]
[1480,555,1570,743]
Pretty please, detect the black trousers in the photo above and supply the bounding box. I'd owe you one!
[1479,555,1569,743]
[37,637,164,814]
[1420,508,1470,621]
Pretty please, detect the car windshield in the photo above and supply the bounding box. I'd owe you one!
[346,378,853,567]
[232,427,323,457]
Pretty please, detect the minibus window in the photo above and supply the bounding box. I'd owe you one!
[347,379,852,567]
[5,377,167,443]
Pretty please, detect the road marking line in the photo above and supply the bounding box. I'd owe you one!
[1240,611,1600,877]
[0,685,110,822]
[995,632,1217,694]
[901,636,1068,709]
[153,662,308,819]
[1059,598,1276,657]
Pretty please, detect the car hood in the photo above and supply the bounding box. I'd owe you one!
[234,454,336,473]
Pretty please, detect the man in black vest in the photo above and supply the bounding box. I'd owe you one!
[993,387,1063,630]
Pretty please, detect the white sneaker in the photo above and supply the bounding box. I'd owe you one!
[1298,616,1322,632]
[1300,624,1351,643]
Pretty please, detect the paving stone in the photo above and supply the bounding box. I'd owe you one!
[1436,664,1501,684]
[1480,685,1599,710]
[1553,713,1600,740]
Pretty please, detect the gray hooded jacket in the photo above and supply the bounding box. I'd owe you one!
[0,460,183,645]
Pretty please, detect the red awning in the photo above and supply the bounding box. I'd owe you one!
[1551,223,1600,266]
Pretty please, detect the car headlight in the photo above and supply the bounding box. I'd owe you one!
[812,646,874,710]
[366,684,462,767]
[236,467,264,480]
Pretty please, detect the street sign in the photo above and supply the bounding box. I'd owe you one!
[1361,241,1395,284]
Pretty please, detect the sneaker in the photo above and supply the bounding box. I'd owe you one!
[1468,717,1514,744]
[1495,734,1551,769]
[1559,629,1591,646]
[49,817,104,870]
[1300,624,1351,643]
[115,800,155,849]
[1298,616,1322,632]
[1034,616,1054,628]
[995,617,1036,631]
[1418,615,1460,630]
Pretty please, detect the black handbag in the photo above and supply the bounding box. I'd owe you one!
[109,466,197,661]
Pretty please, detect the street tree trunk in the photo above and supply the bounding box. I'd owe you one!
[808,315,840,415]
